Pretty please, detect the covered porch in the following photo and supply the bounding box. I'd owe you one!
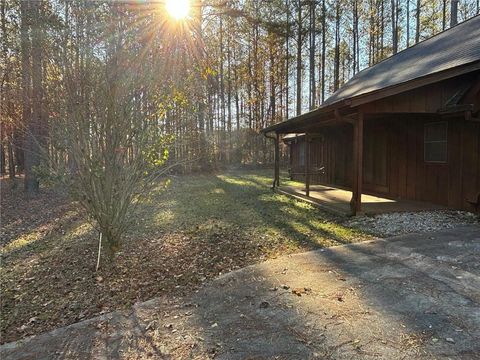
[262,106,471,216]
[277,184,445,217]
[264,106,368,216]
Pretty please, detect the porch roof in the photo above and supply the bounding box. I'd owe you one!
[262,15,480,134]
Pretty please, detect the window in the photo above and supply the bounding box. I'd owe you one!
[424,122,448,163]
[298,141,305,166]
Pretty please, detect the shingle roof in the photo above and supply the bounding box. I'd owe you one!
[323,15,480,106]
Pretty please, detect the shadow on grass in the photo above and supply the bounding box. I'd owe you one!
[0,170,368,350]
[3,171,478,358]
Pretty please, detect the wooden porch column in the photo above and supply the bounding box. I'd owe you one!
[274,132,280,188]
[305,133,311,197]
[351,112,364,215]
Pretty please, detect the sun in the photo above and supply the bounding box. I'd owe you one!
[165,0,190,20]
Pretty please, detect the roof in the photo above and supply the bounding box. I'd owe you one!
[262,15,480,134]
[324,15,480,106]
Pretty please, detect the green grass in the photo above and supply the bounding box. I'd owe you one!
[0,170,371,344]
[134,170,369,252]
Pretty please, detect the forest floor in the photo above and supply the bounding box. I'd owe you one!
[0,170,371,344]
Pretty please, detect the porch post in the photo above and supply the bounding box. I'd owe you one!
[274,132,280,188]
[351,112,364,215]
[305,133,311,197]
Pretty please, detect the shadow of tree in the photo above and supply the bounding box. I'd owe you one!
[0,170,369,347]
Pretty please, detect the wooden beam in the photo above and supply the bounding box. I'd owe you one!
[350,112,364,215]
[305,134,311,197]
[334,108,356,124]
[274,132,280,187]
[357,112,364,211]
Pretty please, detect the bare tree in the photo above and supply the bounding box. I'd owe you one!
[24,0,45,194]
[309,0,316,109]
[415,0,421,43]
[296,0,303,115]
[451,0,459,26]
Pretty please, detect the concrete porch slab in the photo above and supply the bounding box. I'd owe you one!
[278,184,445,216]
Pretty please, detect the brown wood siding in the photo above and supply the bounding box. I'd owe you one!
[360,72,478,114]
[461,120,480,210]
[288,71,480,211]
[289,125,353,187]
[289,116,480,211]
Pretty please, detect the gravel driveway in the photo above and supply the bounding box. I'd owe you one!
[2,225,480,359]
[345,210,479,237]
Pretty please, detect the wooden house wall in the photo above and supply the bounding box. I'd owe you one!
[289,124,353,187]
[382,115,480,210]
[359,72,478,114]
[289,116,480,211]
[288,71,480,211]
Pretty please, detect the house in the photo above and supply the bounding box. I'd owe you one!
[262,15,480,216]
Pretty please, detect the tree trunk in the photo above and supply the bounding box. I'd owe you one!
[406,0,410,47]
[24,0,44,194]
[451,0,458,27]
[321,0,326,102]
[333,2,340,91]
[285,0,290,118]
[415,0,421,44]
[296,0,302,116]
[442,0,447,30]
[226,26,232,162]
[0,142,5,176]
[309,0,316,110]
[1,0,15,177]
[20,0,32,188]
[7,140,15,179]
[269,38,276,124]
[352,0,359,75]
[391,0,397,54]
[380,0,385,59]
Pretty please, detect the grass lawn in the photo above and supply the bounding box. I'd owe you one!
[0,170,371,343]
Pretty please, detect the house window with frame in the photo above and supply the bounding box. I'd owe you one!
[424,121,448,163]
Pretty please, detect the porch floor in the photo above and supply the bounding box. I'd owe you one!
[277,184,445,216]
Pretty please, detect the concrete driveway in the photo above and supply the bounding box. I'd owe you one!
[2,225,480,359]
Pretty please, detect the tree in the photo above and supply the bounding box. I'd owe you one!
[308,0,316,109]
[296,0,303,115]
[451,0,459,26]
[415,0,421,43]
[48,4,174,253]
[391,0,398,54]
[333,1,341,91]
[3,0,479,193]
[321,0,326,102]
[24,0,45,194]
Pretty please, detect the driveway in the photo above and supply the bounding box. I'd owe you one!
[2,225,480,359]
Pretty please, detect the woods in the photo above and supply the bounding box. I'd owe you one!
[1,0,479,180]
[1,1,480,355]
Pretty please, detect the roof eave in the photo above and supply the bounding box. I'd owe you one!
[260,100,349,134]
